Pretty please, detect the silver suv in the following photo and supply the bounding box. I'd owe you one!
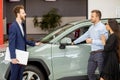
[0,18,120,80]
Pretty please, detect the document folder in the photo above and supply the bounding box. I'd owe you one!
[5,47,29,65]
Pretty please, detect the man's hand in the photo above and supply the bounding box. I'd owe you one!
[35,42,42,46]
[100,77,104,80]
[11,59,19,64]
[71,42,74,45]
[86,38,92,44]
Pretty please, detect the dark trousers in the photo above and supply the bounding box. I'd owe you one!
[10,63,25,80]
[87,52,103,80]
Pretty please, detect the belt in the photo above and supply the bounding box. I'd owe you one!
[91,49,103,54]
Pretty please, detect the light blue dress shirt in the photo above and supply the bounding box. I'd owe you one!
[73,21,108,51]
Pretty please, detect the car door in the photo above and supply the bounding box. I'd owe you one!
[52,26,91,80]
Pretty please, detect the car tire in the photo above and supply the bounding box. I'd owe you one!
[23,65,45,80]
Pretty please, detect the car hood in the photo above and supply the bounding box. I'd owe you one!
[27,43,51,54]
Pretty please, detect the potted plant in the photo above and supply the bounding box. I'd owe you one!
[33,8,62,32]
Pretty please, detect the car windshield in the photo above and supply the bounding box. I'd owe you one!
[41,24,73,43]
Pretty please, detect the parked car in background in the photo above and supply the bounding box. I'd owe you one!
[0,18,120,80]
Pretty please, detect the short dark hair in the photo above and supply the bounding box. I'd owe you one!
[91,10,102,19]
[13,5,24,17]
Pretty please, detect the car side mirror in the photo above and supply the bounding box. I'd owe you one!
[59,37,72,49]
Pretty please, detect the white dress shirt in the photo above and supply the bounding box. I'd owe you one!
[18,23,24,36]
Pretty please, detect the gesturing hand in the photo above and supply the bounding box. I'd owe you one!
[35,42,42,46]
[86,38,92,44]
[71,42,74,45]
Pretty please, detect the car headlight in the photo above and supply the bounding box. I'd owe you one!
[0,52,5,58]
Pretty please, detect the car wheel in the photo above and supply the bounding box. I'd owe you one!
[23,65,45,80]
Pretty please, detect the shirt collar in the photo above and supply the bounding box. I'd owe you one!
[93,21,101,27]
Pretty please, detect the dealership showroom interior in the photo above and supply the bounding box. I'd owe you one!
[0,0,120,80]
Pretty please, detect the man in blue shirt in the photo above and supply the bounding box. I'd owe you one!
[72,10,108,80]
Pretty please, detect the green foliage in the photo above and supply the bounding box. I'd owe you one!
[33,8,62,32]
[33,16,39,27]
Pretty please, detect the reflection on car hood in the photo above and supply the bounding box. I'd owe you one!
[27,43,51,54]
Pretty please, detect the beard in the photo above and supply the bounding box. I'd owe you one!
[20,16,26,21]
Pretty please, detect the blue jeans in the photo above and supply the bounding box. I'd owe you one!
[87,52,104,80]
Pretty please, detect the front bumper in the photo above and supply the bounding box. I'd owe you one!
[0,52,10,80]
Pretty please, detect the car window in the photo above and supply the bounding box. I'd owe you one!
[41,24,73,43]
[65,26,89,42]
